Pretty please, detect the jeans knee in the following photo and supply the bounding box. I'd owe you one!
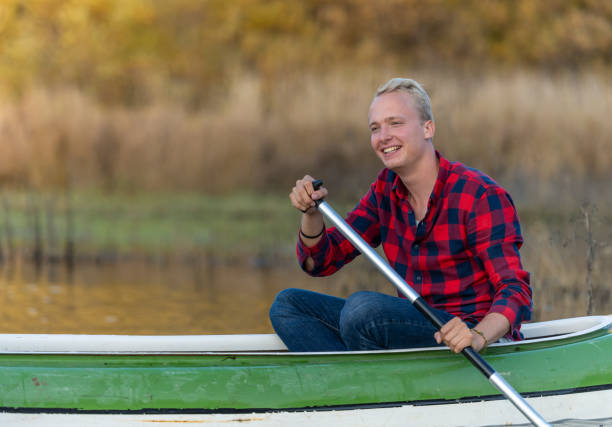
[343,291,380,318]
[339,292,378,337]
[269,288,300,321]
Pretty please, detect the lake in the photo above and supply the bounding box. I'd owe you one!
[0,260,366,335]
[0,256,608,335]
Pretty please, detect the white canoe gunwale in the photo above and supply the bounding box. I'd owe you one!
[0,314,609,355]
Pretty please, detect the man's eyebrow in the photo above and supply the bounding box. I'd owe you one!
[369,115,407,126]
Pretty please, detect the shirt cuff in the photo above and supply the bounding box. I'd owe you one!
[488,298,530,340]
[296,227,329,273]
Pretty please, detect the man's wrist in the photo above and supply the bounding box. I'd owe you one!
[300,226,325,240]
[471,328,489,351]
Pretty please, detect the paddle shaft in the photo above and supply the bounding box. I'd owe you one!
[310,181,550,427]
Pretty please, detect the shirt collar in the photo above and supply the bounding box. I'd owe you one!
[391,150,449,203]
[431,150,450,204]
[391,173,403,196]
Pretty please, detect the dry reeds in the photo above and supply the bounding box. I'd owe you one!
[0,70,610,200]
[432,72,612,181]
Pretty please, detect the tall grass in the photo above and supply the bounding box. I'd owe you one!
[0,69,610,204]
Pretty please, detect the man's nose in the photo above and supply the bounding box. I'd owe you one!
[379,125,392,142]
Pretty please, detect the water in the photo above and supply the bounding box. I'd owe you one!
[0,260,354,335]
[0,258,607,335]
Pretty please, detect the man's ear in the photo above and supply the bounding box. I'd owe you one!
[423,120,435,140]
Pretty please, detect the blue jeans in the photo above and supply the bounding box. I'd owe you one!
[269,288,461,352]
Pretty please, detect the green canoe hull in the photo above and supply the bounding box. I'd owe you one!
[0,324,611,412]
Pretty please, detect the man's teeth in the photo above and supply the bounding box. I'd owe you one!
[383,146,400,153]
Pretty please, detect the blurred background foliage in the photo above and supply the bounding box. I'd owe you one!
[1,0,611,104]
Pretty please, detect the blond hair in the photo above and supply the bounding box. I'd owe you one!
[375,78,434,123]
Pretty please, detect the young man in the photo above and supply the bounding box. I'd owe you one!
[270,78,532,353]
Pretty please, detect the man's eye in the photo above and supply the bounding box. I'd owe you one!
[370,127,379,133]
[391,121,402,126]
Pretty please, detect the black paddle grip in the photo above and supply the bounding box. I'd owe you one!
[462,347,495,378]
[413,297,446,329]
[312,179,324,206]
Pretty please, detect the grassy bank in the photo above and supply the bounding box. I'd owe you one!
[0,190,320,263]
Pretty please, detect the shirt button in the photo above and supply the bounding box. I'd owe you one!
[413,243,420,250]
[415,273,422,282]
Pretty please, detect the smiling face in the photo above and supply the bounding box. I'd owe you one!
[368,91,435,174]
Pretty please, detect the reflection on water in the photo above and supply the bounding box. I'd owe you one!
[0,257,608,335]
[0,260,360,334]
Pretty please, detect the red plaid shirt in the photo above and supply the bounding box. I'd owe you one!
[298,151,532,340]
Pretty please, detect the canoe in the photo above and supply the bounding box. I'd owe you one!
[0,315,611,426]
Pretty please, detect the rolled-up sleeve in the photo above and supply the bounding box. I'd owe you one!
[467,188,532,335]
